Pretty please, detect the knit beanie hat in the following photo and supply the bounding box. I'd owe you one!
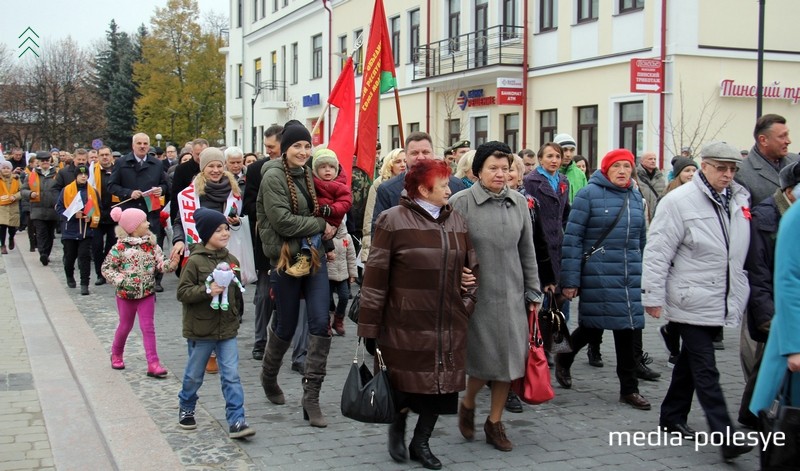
[194,207,228,243]
[553,133,577,149]
[600,149,635,176]
[472,141,513,177]
[0,161,11,170]
[280,124,312,154]
[199,147,225,170]
[312,148,339,174]
[671,157,698,178]
[110,207,148,235]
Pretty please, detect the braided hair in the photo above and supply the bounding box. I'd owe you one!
[276,154,321,274]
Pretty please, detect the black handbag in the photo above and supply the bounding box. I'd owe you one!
[348,284,361,324]
[538,295,572,354]
[759,369,800,470]
[340,338,396,424]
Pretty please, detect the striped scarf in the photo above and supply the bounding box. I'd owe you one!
[698,171,730,215]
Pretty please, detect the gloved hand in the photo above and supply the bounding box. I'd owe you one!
[318,204,332,218]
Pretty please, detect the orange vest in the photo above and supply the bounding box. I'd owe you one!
[0,176,20,206]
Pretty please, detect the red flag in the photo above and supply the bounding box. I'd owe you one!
[145,193,162,212]
[328,57,356,186]
[354,0,397,180]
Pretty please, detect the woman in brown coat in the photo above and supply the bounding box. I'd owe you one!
[358,159,479,470]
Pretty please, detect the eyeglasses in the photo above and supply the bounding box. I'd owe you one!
[709,163,738,174]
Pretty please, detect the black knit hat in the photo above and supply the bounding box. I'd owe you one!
[779,161,800,190]
[472,141,513,176]
[671,157,698,179]
[194,207,228,243]
[280,124,312,155]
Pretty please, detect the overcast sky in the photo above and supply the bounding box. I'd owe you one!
[2,0,229,59]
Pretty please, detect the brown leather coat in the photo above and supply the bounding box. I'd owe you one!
[358,195,479,395]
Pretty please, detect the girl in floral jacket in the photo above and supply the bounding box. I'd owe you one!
[101,206,177,377]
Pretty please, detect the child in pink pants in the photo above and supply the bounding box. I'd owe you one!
[101,207,177,377]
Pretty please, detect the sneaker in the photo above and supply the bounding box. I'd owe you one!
[179,409,196,430]
[636,352,661,381]
[587,344,603,367]
[252,350,264,361]
[229,420,255,439]
[285,254,311,277]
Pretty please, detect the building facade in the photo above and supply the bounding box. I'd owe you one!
[225,0,800,170]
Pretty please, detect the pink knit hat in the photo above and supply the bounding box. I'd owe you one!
[111,206,148,234]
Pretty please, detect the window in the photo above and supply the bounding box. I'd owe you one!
[253,0,258,22]
[237,0,243,27]
[270,51,277,87]
[233,129,238,147]
[354,30,363,75]
[473,116,488,147]
[338,35,347,71]
[409,9,420,64]
[447,119,461,145]
[619,0,644,13]
[291,43,298,84]
[539,0,556,31]
[408,122,420,135]
[539,109,557,146]
[312,34,322,79]
[503,0,517,39]
[283,0,288,6]
[237,64,243,98]
[619,101,644,158]
[254,58,262,91]
[260,0,265,19]
[448,0,461,52]
[504,114,519,152]
[577,0,598,23]
[474,0,488,67]
[578,105,598,169]
[390,16,400,67]
[390,125,400,150]
[272,0,277,12]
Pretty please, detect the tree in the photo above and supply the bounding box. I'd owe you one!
[134,0,226,146]
[664,81,733,157]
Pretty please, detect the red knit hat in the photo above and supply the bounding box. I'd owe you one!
[601,149,635,176]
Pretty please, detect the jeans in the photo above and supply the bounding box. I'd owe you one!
[178,337,245,426]
[292,300,309,368]
[329,279,350,317]
[271,257,330,340]
[113,295,158,363]
[92,223,117,277]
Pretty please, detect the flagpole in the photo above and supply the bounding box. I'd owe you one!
[394,88,404,148]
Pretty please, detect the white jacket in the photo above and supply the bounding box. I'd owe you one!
[327,222,358,282]
[641,175,750,327]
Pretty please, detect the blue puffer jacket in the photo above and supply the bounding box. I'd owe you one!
[561,170,646,330]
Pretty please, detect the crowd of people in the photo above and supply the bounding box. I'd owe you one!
[1,111,799,468]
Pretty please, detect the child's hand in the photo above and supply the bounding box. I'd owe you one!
[209,282,224,296]
[326,251,336,262]
[349,277,356,284]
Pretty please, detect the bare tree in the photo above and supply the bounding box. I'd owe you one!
[663,81,733,157]
[437,87,468,151]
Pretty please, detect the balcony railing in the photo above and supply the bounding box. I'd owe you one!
[258,80,287,103]
[413,25,524,81]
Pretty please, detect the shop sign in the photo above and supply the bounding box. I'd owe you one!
[497,78,524,105]
[303,93,321,107]
[456,89,496,110]
[629,58,663,93]
[311,119,323,146]
[720,79,800,104]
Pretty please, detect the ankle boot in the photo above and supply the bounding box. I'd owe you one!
[388,411,409,462]
[261,327,291,404]
[409,413,442,470]
[484,418,513,451]
[302,334,332,427]
[147,362,168,378]
[332,315,345,336]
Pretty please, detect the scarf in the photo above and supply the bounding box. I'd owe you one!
[698,171,731,215]
[203,178,232,205]
[536,165,560,193]
[0,176,20,206]
[28,171,40,202]
[414,198,442,219]
[89,162,120,203]
[63,181,100,228]
[478,180,510,200]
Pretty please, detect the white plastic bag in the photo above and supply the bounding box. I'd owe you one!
[228,215,257,284]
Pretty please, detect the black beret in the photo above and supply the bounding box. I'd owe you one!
[473,141,512,176]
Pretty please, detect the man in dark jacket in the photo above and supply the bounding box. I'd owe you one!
[21,152,59,265]
[371,132,466,230]
[738,161,799,428]
[91,146,118,286]
[243,124,283,360]
[52,148,89,198]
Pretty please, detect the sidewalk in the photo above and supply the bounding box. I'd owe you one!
[1,241,759,470]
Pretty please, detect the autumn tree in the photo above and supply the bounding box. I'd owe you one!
[134,0,226,146]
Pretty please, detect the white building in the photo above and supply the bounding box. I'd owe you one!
[225,0,800,170]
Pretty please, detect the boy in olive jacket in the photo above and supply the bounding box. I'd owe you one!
[176,207,255,439]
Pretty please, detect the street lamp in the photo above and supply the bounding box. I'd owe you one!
[155,133,163,147]
[244,81,267,153]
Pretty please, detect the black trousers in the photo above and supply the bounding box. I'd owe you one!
[660,323,733,432]
[738,343,765,425]
[150,213,164,283]
[92,223,117,276]
[252,269,274,351]
[33,219,57,257]
[0,225,16,246]
[26,215,37,249]
[62,238,92,286]
[561,325,639,395]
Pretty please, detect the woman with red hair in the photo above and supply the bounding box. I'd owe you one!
[358,159,479,470]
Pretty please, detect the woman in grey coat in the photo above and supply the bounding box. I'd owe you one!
[450,141,543,453]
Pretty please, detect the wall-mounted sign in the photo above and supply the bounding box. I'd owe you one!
[720,79,800,104]
[311,119,324,146]
[456,89,496,110]
[303,93,321,107]
[630,58,663,94]
[497,78,523,105]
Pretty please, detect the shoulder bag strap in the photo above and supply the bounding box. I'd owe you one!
[582,191,629,266]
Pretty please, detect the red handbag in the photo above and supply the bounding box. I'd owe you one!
[511,310,555,405]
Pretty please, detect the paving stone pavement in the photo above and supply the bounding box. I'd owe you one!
[3,241,761,470]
